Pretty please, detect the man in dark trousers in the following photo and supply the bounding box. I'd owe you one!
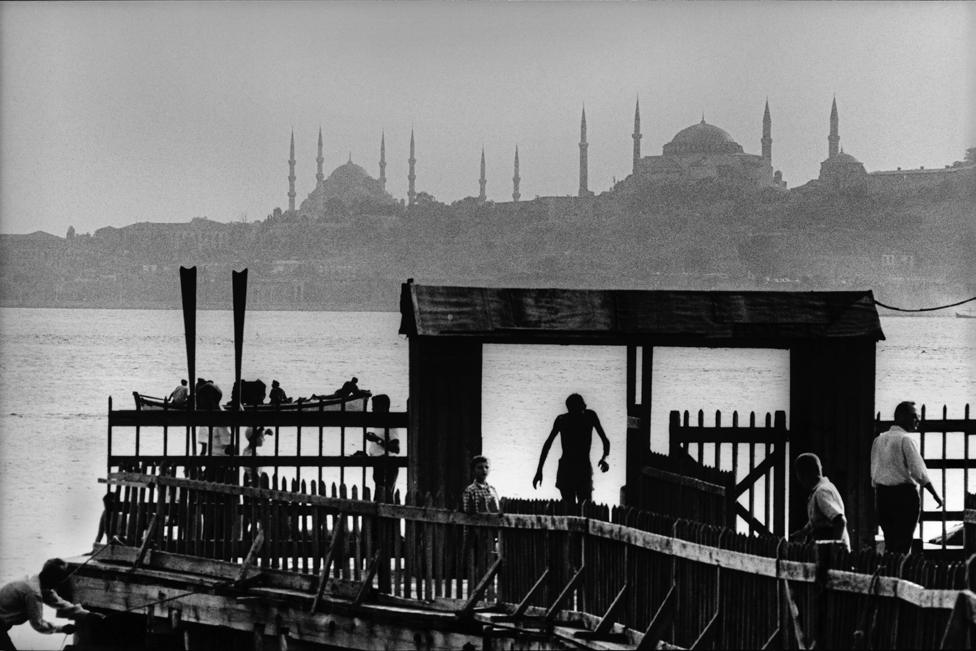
[871,401,943,554]
[532,393,610,506]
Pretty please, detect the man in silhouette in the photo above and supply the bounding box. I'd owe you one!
[532,394,610,506]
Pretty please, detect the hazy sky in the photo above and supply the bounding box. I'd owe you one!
[1,2,973,235]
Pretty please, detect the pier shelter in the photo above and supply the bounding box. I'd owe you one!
[399,281,885,546]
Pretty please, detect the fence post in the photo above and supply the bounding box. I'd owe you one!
[812,541,844,648]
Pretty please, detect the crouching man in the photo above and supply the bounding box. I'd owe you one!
[790,453,851,552]
[0,558,104,650]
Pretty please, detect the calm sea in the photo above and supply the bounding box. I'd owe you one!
[0,308,972,648]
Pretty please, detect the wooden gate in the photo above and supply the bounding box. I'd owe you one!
[669,409,789,536]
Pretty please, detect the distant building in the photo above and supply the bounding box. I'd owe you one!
[614,100,786,194]
[299,159,395,216]
[813,97,976,193]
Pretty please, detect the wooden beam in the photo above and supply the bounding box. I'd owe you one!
[544,565,585,624]
[735,503,773,537]
[130,514,160,572]
[689,609,720,650]
[760,626,780,650]
[939,590,976,650]
[236,530,265,585]
[310,516,345,614]
[574,583,629,641]
[353,550,382,607]
[457,555,504,619]
[108,455,409,468]
[491,568,550,622]
[637,583,676,651]
[109,410,409,429]
[732,444,783,498]
[672,427,786,444]
[641,466,727,496]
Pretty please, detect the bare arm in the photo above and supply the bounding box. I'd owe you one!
[592,412,610,461]
[533,422,560,489]
[922,482,944,508]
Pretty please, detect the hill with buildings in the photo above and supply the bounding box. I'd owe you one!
[3,102,974,312]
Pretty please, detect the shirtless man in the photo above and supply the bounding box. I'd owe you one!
[532,394,610,506]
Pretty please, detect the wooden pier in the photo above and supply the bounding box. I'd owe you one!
[65,469,976,650]
[62,278,976,649]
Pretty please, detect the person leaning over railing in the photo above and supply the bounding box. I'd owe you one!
[871,401,943,555]
[790,453,850,552]
[0,559,105,650]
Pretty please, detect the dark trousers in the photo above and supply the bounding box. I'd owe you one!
[876,484,920,555]
[0,626,15,651]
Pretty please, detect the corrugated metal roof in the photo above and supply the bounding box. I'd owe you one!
[399,282,885,343]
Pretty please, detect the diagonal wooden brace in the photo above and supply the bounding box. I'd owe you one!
[236,529,265,585]
[489,567,550,623]
[353,550,383,607]
[310,515,345,614]
[544,565,585,625]
[129,513,161,572]
[637,583,676,651]
[457,555,504,620]
[575,582,629,641]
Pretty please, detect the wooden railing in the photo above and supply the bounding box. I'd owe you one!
[107,397,408,495]
[102,471,974,650]
[876,403,975,550]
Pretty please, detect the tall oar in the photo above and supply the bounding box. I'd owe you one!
[232,269,248,411]
[180,266,197,411]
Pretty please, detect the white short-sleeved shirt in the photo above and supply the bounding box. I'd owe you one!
[807,476,850,551]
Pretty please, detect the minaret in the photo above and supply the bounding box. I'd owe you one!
[761,99,772,163]
[512,146,521,204]
[378,131,387,192]
[632,97,642,174]
[478,147,487,202]
[578,106,589,197]
[287,130,296,212]
[316,127,324,186]
[828,97,839,159]
[407,129,416,206]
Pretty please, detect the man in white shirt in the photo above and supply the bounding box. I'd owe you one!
[870,401,943,554]
[790,453,850,551]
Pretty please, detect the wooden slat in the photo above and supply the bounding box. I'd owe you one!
[672,427,786,444]
[732,444,782,498]
[640,466,726,496]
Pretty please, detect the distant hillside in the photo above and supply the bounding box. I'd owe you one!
[2,178,973,312]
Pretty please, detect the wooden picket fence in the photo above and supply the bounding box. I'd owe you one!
[101,469,974,649]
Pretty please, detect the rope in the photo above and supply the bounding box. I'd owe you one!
[57,538,122,586]
[873,295,976,313]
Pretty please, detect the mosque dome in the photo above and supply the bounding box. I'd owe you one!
[829,151,862,164]
[663,119,744,155]
[299,158,395,215]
